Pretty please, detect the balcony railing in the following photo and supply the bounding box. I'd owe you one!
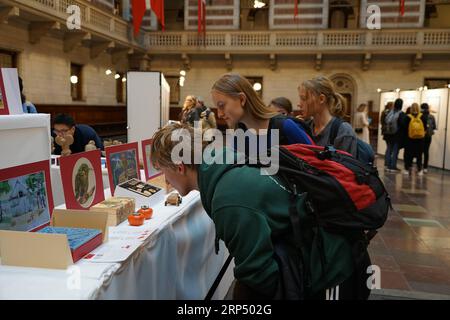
[146,29,450,54]
[8,0,147,49]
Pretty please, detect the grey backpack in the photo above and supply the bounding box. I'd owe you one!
[384,110,400,135]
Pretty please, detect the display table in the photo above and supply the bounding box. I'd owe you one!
[0,190,235,300]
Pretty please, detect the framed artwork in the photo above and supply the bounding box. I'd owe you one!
[0,68,23,115]
[105,142,141,195]
[141,139,162,181]
[59,150,105,210]
[0,160,54,232]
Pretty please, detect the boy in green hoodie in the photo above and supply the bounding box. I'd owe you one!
[151,123,366,300]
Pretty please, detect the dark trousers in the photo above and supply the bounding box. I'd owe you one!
[404,139,425,171]
[424,136,432,169]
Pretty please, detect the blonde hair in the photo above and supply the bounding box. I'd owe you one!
[212,73,277,121]
[183,95,197,112]
[411,103,420,115]
[357,103,367,113]
[151,123,207,170]
[300,76,347,118]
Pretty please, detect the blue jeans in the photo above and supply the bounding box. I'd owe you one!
[385,141,399,170]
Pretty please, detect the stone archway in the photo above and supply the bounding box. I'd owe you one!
[330,73,357,124]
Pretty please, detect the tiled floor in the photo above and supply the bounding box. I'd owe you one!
[369,156,450,298]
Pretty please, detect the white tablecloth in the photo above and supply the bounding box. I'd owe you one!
[0,190,235,300]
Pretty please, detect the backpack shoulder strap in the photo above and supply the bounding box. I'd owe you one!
[329,117,344,145]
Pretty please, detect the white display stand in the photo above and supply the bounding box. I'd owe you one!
[377,88,450,170]
[0,68,23,115]
[126,71,170,160]
[445,90,450,170]
[0,114,51,169]
[421,89,449,169]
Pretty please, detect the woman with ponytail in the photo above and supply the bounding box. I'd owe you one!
[298,76,358,157]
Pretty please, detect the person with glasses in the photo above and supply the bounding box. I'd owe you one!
[52,113,104,155]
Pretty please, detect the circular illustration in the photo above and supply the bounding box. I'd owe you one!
[72,157,96,208]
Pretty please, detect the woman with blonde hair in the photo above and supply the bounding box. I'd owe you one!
[180,95,198,126]
[211,73,313,152]
[298,76,357,157]
[354,103,370,144]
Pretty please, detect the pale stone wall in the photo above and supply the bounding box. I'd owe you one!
[151,55,450,115]
[0,22,128,105]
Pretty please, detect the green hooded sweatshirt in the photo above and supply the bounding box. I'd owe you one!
[198,148,354,298]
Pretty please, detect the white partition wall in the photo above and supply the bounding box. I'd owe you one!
[377,88,450,170]
[377,92,399,156]
[421,88,449,169]
[127,71,170,160]
[160,73,170,126]
[445,90,450,170]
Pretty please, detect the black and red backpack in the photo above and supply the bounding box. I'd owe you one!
[208,143,391,300]
[276,143,390,233]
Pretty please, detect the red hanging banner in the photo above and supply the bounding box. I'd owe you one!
[131,0,146,36]
[198,0,206,36]
[294,0,299,18]
[151,0,165,31]
[399,0,405,16]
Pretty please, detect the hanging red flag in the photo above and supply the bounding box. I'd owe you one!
[198,0,206,36]
[294,0,299,18]
[151,0,165,31]
[399,0,405,16]
[131,0,146,36]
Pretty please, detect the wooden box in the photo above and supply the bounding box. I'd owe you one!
[90,197,135,226]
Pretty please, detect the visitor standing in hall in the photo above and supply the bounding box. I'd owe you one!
[269,97,293,116]
[421,103,436,173]
[381,101,394,169]
[180,95,198,126]
[298,76,357,157]
[383,99,406,173]
[403,103,426,176]
[18,76,37,113]
[353,103,370,145]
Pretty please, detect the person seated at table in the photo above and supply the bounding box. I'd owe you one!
[52,113,104,155]
[150,123,369,300]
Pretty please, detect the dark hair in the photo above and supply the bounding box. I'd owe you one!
[18,76,23,92]
[18,76,25,104]
[421,103,429,110]
[54,113,75,127]
[421,103,430,115]
[270,97,293,114]
[394,98,403,111]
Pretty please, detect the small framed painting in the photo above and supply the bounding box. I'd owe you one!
[141,139,162,181]
[105,142,141,195]
[0,160,54,232]
[59,150,105,210]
